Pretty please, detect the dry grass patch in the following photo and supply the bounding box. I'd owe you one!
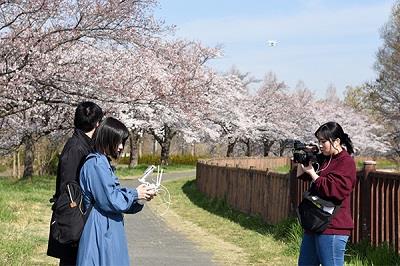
[157,207,247,265]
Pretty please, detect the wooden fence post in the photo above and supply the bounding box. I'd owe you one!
[289,159,298,216]
[360,160,376,242]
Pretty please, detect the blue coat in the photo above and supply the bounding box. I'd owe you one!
[77,153,143,266]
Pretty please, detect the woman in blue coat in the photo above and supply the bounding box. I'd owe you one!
[77,117,155,266]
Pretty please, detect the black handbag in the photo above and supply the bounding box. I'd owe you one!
[49,155,95,244]
[296,191,340,233]
[49,181,92,244]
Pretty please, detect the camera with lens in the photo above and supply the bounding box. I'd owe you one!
[293,140,319,166]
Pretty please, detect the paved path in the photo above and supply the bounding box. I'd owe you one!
[121,170,216,266]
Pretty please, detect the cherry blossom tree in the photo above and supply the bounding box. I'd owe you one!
[201,73,254,157]
[119,39,220,165]
[287,81,317,143]
[363,1,400,157]
[0,0,169,176]
[253,73,298,156]
[0,103,72,178]
[0,0,165,115]
[310,100,389,155]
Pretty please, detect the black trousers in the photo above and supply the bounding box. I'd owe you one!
[59,257,76,266]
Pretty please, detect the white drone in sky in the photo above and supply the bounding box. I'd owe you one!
[267,40,278,47]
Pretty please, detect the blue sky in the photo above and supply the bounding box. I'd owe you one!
[155,0,394,98]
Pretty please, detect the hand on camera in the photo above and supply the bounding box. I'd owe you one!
[301,163,319,181]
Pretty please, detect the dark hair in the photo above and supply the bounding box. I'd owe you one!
[74,101,103,132]
[315,121,354,154]
[94,117,129,159]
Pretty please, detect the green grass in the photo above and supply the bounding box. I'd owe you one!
[346,241,400,265]
[273,217,303,255]
[160,177,400,266]
[0,176,57,265]
[356,158,399,170]
[271,165,291,173]
[376,159,399,170]
[115,163,195,177]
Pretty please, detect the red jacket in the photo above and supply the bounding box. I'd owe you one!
[299,150,357,235]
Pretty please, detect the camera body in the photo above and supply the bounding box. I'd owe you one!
[293,140,319,166]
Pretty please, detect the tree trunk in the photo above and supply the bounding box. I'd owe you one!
[263,140,275,157]
[226,138,237,157]
[150,125,176,166]
[243,138,251,157]
[181,141,185,155]
[17,149,20,178]
[138,141,142,158]
[279,140,285,156]
[37,152,41,176]
[152,137,157,155]
[22,134,35,179]
[160,140,171,165]
[129,129,140,168]
[13,151,16,178]
[191,143,196,156]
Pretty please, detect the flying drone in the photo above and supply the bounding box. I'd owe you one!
[267,40,278,47]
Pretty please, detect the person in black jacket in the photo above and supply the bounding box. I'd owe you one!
[47,101,103,266]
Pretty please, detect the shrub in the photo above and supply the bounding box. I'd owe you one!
[41,154,59,175]
[117,156,131,165]
[118,154,204,165]
[169,154,202,165]
[138,154,161,165]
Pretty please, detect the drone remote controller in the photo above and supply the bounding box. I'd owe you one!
[138,165,163,192]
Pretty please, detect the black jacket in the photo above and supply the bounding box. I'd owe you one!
[47,129,93,261]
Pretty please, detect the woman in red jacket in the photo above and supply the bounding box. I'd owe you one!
[297,121,356,266]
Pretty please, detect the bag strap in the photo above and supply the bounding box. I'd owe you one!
[83,154,97,164]
[81,154,97,218]
[49,154,98,203]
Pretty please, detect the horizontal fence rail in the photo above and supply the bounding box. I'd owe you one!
[196,158,400,254]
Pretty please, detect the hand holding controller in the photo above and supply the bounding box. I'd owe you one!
[137,165,163,199]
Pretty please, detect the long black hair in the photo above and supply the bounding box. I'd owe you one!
[315,121,354,155]
[94,117,129,159]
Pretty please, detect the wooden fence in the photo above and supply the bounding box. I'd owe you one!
[196,163,290,224]
[196,158,400,253]
[199,157,290,171]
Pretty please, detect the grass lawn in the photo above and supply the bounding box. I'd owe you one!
[0,176,57,265]
[356,158,399,171]
[115,163,195,178]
